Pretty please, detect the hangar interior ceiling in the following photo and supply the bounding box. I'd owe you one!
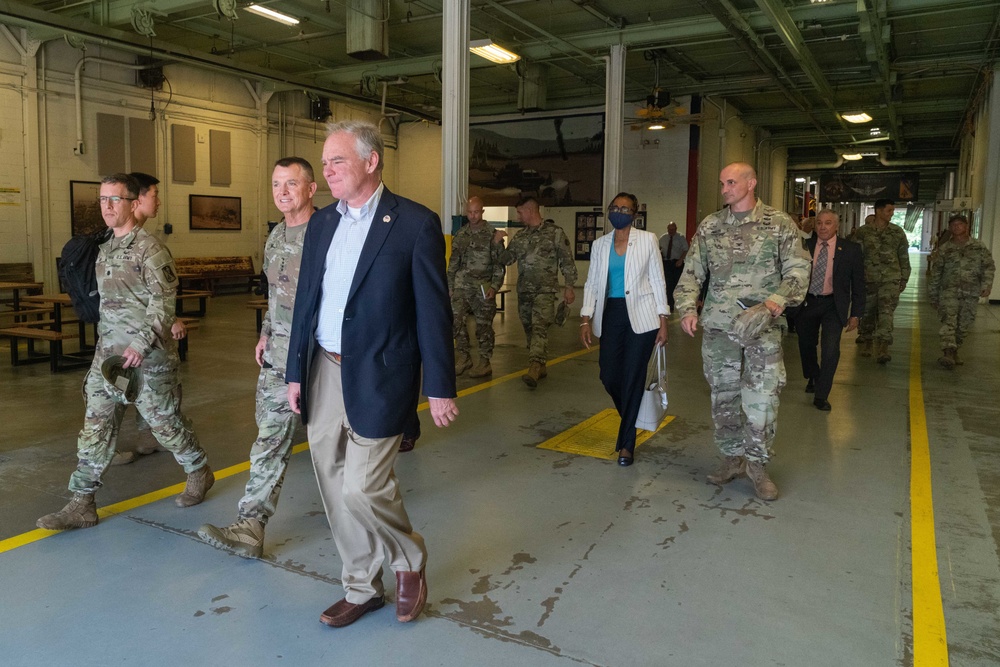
[2,0,1000,201]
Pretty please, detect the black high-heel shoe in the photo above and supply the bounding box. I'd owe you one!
[617,450,634,467]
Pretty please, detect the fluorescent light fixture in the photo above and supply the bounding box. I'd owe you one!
[244,4,299,25]
[795,177,806,183]
[842,153,863,161]
[470,39,520,64]
[860,152,879,156]
[841,112,872,124]
[869,127,881,136]
[647,123,666,130]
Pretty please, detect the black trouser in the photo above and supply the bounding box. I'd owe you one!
[796,294,843,402]
[599,299,658,454]
[664,260,684,311]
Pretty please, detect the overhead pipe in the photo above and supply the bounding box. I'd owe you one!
[74,56,150,155]
[876,148,955,167]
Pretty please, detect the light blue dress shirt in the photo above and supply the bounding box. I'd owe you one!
[315,183,385,353]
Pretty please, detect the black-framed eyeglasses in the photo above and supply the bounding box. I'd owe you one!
[98,196,137,204]
[608,205,635,215]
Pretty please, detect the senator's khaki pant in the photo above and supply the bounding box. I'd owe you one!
[307,350,426,604]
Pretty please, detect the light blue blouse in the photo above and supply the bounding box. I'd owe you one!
[607,242,626,298]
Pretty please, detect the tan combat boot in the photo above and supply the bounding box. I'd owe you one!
[706,456,745,485]
[36,493,98,530]
[938,348,956,370]
[198,517,265,559]
[111,450,138,466]
[455,353,472,376]
[745,461,779,500]
[953,348,964,365]
[538,361,548,379]
[858,340,872,357]
[468,358,492,378]
[135,429,167,455]
[522,362,543,388]
[175,465,215,507]
[876,341,891,364]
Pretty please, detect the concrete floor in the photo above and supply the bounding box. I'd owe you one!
[1,253,998,666]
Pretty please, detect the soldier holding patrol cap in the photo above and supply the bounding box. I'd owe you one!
[675,162,810,501]
[37,173,213,531]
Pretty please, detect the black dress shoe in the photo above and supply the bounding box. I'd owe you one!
[813,398,832,411]
[617,451,634,466]
[805,379,815,393]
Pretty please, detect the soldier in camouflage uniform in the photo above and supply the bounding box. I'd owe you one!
[928,214,995,369]
[37,174,214,531]
[496,196,577,387]
[853,199,910,363]
[112,172,187,465]
[449,196,505,378]
[198,158,317,558]
[675,163,810,501]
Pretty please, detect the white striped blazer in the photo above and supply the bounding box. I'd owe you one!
[580,228,669,337]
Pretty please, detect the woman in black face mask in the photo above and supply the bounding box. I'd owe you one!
[579,192,670,466]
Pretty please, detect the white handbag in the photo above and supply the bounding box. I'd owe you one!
[635,345,668,431]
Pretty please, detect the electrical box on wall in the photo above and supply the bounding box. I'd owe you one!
[136,57,164,90]
[310,97,332,122]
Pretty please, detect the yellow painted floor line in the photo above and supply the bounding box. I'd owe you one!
[909,311,950,665]
[2,351,599,554]
[537,408,675,460]
[0,442,313,554]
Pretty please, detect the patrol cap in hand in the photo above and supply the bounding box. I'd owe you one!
[101,355,144,404]
[729,303,773,347]
[554,300,568,327]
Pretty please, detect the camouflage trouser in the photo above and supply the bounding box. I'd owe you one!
[937,294,980,350]
[452,285,497,361]
[858,280,901,344]
[238,366,299,524]
[69,358,207,494]
[517,291,556,364]
[701,327,786,463]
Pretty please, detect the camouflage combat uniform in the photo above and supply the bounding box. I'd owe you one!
[238,220,307,524]
[674,200,810,463]
[448,223,505,362]
[70,228,209,494]
[853,223,910,345]
[498,221,578,363]
[928,237,995,351]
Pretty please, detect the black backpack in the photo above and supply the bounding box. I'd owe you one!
[59,228,112,323]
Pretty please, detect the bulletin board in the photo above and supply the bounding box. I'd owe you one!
[575,212,601,260]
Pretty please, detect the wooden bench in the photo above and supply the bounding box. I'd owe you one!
[247,299,268,333]
[177,317,200,361]
[495,288,511,313]
[0,263,34,283]
[0,307,54,325]
[176,289,213,317]
[175,256,256,295]
[0,326,90,372]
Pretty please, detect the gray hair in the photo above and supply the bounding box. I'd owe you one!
[326,120,384,171]
[817,208,839,223]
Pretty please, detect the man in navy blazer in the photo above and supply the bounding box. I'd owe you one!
[285,121,458,628]
[797,209,865,411]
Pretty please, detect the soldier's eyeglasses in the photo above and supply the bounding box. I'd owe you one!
[608,205,635,214]
[98,196,137,204]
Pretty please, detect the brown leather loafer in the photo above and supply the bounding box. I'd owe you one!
[395,569,427,622]
[398,436,416,453]
[319,596,385,628]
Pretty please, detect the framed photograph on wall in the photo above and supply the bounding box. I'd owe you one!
[70,181,104,236]
[189,194,242,231]
[574,211,602,260]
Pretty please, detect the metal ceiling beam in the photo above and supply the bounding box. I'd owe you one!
[753,0,834,104]
[0,0,438,121]
[857,0,903,151]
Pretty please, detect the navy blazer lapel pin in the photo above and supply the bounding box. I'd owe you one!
[383,214,391,223]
